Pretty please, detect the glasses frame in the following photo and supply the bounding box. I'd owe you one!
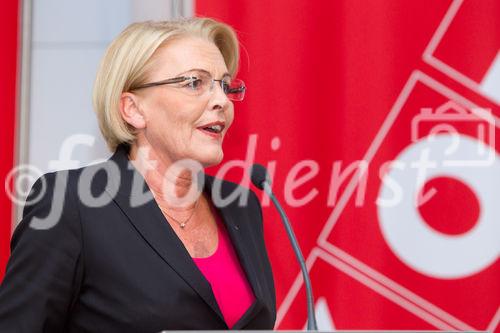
[130,75,246,101]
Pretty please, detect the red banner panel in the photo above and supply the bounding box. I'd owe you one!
[197,0,500,331]
[0,0,20,280]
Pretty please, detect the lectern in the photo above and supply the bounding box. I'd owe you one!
[158,329,493,333]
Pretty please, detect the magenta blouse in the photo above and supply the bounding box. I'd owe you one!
[192,214,255,328]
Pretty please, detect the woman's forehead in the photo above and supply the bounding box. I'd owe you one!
[152,37,228,78]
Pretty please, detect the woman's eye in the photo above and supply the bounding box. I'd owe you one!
[222,81,231,93]
[184,78,203,90]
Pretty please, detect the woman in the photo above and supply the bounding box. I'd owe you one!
[0,18,276,332]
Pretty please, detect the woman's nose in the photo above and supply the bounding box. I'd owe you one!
[208,80,230,109]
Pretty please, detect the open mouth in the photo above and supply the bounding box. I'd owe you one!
[197,122,225,137]
[201,124,223,133]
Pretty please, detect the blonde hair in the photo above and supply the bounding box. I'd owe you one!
[92,17,240,151]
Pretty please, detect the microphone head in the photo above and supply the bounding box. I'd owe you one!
[249,163,270,190]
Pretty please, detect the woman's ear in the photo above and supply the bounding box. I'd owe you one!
[119,92,146,129]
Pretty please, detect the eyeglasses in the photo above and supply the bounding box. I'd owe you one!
[130,72,246,101]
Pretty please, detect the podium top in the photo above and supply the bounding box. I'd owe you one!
[158,330,492,333]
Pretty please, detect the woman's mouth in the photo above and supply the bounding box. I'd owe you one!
[197,121,225,139]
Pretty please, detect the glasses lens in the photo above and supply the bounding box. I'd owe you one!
[225,79,246,101]
[183,75,211,95]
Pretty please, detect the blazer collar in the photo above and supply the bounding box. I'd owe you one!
[106,145,264,328]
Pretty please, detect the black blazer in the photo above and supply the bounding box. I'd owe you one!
[0,145,276,332]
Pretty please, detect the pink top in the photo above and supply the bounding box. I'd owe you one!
[192,214,255,328]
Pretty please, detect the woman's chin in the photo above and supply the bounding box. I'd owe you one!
[195,148,224,167]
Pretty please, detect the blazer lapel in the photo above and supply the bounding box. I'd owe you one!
[105,146,225,323]
[203,175,265,328]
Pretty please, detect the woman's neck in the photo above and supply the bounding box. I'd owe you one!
[128,141,201,211]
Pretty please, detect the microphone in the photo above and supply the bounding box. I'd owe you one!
[249,164,318,331]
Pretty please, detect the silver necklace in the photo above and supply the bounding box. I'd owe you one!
[159,200,199,229]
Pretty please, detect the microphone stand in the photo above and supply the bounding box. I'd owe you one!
[262,181,318,331]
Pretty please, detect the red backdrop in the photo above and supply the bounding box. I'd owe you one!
[1,1,499,331]
[197,0,500,331]
[0,0,19,279]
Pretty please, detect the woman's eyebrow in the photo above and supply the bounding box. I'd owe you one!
[176,68,231,78]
